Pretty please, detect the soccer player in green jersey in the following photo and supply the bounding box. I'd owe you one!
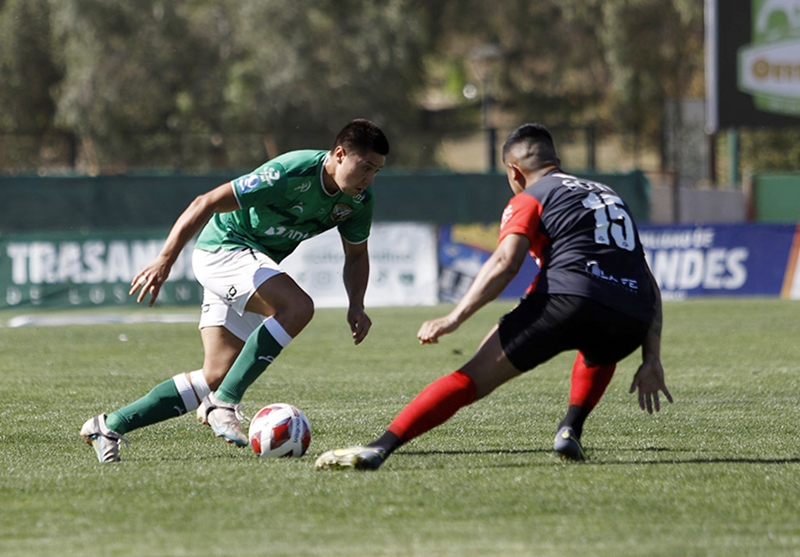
[80,119,389,462]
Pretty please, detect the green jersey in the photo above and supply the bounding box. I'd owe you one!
[195,150,374,262]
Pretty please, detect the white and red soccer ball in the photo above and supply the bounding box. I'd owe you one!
[248,403,311,458]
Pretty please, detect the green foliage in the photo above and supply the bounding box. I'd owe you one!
[598,0,704,138]
[40,0,429,171]
[0,0,61,131]
[1,299,799,556]
[740,128,800,175]
[48,0,233,170]
[1,1,797,173]
[224,0,428,161]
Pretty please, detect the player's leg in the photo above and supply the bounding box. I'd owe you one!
[212,272,312,404]
[380,327,519,444]
[195,323,246,425]
[315,294,574,471]
[203,273,313,446]
[93,298,245,431]
[101,367,216,435]
[80,323,243,462]
[553,353,615,461]
[200,325,246,391]
[554,298,651,461]
[188,247,311,445]
[315,327,522,470]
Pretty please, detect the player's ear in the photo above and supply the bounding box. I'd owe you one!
[508,163,527,192]
[333,145,346,163]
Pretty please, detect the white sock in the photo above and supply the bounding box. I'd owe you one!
[263,316,293,348]
[172,369,211,411]
[189,369,211,402]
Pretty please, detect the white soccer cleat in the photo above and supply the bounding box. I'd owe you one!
[196,397,210,426]
[315,446,386,471]
[202,393,249,447]
[79,414,130,463]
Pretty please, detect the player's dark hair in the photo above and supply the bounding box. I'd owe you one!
[333,119,390,156]
[502,123,559,170]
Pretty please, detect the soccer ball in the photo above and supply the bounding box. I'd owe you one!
[248,403,311,458]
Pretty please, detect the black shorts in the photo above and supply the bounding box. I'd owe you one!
[497,293,651,371]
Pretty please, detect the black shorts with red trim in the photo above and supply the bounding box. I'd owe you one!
[497,293,651,371]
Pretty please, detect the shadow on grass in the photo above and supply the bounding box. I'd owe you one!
[392,448,800,466]
[399,448,549,457]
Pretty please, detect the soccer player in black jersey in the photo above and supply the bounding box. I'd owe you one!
[316,123,671,470]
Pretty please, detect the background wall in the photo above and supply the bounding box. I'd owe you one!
[0,171,652,233]
[752,174,800,223]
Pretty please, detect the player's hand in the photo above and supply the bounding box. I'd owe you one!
[347,307,372,345]
[417,315,459,344]
[629,358,673,414]
[129,257,171,307]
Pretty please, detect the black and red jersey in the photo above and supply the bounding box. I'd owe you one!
[498,171,656,323]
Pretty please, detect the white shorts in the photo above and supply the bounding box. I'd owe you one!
[192,247,284,341]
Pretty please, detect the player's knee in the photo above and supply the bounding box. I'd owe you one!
[296,292,315,325]
[290,290,314,324]
[275,290,314,334]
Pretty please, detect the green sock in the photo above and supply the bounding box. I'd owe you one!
[215,322,285,404]
[106,379,186,435]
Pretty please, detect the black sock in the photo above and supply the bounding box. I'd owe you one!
[558,405,590,439]
[368,430,402,455]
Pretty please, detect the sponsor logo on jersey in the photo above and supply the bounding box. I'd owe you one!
[264,226,310,242]
[353,192,366,203]
[257,167,281,187]
[330,203,353,222]
[585,260,639,291]
[501,205,513,228]
[292,203,304,213]
[235,174,260,193]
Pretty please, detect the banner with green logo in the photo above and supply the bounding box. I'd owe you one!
[738,0,800,116]
[0,223,438,310]
[0,231,200,310]
[706,0,800,130]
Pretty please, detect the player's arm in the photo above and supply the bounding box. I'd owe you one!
[130,182,240,306]
[341,237,371,345]
[418,233,530,344]
[629,269,673,413]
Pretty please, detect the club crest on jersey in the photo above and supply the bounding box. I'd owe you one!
[330,203,353,222]
[235,174,260,193]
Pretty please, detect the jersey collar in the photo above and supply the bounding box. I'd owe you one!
[319,153,339,198]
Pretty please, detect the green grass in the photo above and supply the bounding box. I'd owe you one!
[1,299,799,557]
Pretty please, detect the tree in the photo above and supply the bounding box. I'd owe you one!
[1,0,797,175]
[0,0,62,170]
[49,0,232,171]
[45,0,428,172]
[223,0,428,166]
[0,0,60,132]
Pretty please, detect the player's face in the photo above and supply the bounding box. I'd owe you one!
[333,147,385,196]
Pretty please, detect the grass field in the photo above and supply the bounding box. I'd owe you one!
[1,299,799,557]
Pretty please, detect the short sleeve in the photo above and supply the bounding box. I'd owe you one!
[498,193,542,246]
[231,162,287,211]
